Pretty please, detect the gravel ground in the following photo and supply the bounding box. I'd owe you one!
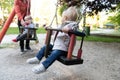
[0,34,120,80]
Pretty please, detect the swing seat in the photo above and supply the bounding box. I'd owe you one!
[58,55,83,65]
[20,26,38,40]
[58,31,85,65]
[45,28,85,65]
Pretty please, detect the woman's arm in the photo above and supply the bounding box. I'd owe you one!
[14,0,23,20]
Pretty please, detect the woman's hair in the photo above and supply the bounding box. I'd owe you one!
[62,6,78,21]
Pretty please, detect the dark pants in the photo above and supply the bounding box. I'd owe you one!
[18,20,30,51]
[16,33,32,41]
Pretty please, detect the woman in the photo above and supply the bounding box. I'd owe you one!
[14,0,31,53]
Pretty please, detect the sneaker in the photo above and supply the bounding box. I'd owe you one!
[26,57,40,64]
[12,39,17,42]
[32,64,46,74]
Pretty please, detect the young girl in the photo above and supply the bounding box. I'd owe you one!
[26,6,78,74]
[12,15,35,42]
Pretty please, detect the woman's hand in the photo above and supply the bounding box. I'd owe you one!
[21,19,25,26]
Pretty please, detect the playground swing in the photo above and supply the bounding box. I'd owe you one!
[43,1,86,65]
[19,26,38,40]
[44,28,85,65]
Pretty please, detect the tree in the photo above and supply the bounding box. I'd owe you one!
[58,0,113,28]
[0,0,13,26]
[58,0,120,28]
[58,0,113,14]
[108,3,120,26]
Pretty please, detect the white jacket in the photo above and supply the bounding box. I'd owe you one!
[52,21,78,51]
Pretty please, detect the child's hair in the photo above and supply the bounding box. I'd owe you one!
[24,15,32,21]
[62,6,78,21]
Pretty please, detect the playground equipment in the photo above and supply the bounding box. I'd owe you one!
[19,26,38,40]
[0,9,15,43]
[44,28,85,65]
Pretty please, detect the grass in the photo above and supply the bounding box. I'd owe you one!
[0,27,47,34]
[77,36,120,43]
[0,27,120,42]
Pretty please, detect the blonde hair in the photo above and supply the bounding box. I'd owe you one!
[24,15,32,21]
[62,6,78,21]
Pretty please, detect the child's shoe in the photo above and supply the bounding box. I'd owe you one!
[26,57,40,64]
[12,39,17,42]
[32,64,46,74]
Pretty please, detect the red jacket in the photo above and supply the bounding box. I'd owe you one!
[14,0,31,21]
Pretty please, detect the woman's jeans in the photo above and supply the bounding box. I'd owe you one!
[36,44,67,69]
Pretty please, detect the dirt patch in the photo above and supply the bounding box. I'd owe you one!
[0,41,120,80]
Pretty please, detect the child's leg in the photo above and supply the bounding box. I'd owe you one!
[26,44,53,64]
[32,50,67,74]
[36,44,53,60]
[12,34,21,42]
[42,50,67,69]
[17,33,27,41]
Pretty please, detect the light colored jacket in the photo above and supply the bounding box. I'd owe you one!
[52,21,78,51]
[23,23,35,34]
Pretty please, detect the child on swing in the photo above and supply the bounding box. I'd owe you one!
[12,15,35,42]
[26,6,78,74]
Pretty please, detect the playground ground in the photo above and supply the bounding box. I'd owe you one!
[0,32,120,80]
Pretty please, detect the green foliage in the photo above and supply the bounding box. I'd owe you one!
[108,14,120,26]
[0,0,14,26]
[0,0,13,12]
[108,3,120,26]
